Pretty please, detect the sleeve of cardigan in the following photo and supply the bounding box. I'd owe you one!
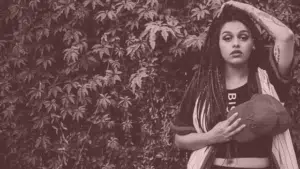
[170,102,197,135]
[170,116,196,135]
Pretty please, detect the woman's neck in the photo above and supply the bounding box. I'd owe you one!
[225,64,249,90]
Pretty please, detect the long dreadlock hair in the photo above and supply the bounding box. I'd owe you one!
[179,5,268,132]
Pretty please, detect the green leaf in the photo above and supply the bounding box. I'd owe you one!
[107,11,116,20]
[29,0,40,10]
[63,30,83,45]
[138,8,158,21]
[28,87,44,100]
[11,56,27,68]
[63,82,73,94]
[77,84,90,99]
[149,27,158,49]
[8,4,21,19]
[191,5,210,20]
[126,43,141,58]
[116,0,136,13]
[33,116,50,129]
[107,137,119,149]
[125,19,139,30]
[18,70,35,83]
[170,45,185,57]
[95,11,107,22]
[92,44,111,59]
[61,93,75,106]
[146,0,159,8]
[83,0,104,9]
[0,40,7,50]
[294,34,300,47]
[114,47,125,57]
[109,59,120,70]
[129,67,148,92]
[60,107,73,120]
[48,85,63,98]
[63,46,80,63]
[183,33,206,50]
[2,105,15,120]
[102,163,116,169]
[119,96,132,109]
[36,56,55,70]
[0,61,10,72]
[63,2,76,18]
[122,119,133,132]
[44,99,58,112]
[140,22,176,49]
[73,106,86,121]
[92,75,104,88]
[294,69,300,83]
[161,28,168,42]
[35,136,51,149]
[97,93,111,109]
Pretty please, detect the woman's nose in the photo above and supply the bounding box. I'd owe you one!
[232,38,240,48]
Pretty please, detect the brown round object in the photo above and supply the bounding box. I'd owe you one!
[227,94,292,143]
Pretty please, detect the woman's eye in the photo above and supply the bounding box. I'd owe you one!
[223,36,231,41]
[240,35,249,41]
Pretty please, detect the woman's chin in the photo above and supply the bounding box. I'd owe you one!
[226,59,249,67]
[226,57,248,67]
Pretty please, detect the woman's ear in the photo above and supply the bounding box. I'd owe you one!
[253,46,256,50]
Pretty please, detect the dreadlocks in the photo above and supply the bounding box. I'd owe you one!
[178,5,267,132]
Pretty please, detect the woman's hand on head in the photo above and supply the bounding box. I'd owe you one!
[208,112,246,144]
[217,0,246,18]
[217,0,233,18]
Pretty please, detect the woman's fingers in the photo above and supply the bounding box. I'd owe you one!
[226,112,238,125]
[229,124,246,137]
[217,3,226,18]
[217,0,237,18]
[227,118,241,132]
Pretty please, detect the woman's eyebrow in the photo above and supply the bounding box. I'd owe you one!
[239,30,250,34]
[221,31,232,35]
[221,30,249,35]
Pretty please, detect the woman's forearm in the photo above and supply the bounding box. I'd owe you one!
[174,132,216,151]
[230,2,294,40]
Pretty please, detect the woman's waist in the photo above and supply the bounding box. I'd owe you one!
[215,138,272,157]
[213,157,270,168]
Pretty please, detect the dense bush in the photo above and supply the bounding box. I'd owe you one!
[0,0,300,168]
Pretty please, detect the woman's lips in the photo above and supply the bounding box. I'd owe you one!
[230,50,243,56]
[231,53,243,56]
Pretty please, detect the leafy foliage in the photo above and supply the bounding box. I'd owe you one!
[0,0,300,168]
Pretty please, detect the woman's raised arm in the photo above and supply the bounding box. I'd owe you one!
[225,1,295,78]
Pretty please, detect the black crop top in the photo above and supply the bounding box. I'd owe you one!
[215,83,273,158]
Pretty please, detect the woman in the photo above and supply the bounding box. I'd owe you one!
[172,1,297,169]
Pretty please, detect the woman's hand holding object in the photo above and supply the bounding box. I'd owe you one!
[208,113,246,144]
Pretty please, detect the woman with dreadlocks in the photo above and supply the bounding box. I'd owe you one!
[171,1,298,169]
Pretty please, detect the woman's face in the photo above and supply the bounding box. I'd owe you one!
[219,21,254,66]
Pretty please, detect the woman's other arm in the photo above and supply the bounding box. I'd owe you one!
[174,132,215,151]
[226,1,295,77]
